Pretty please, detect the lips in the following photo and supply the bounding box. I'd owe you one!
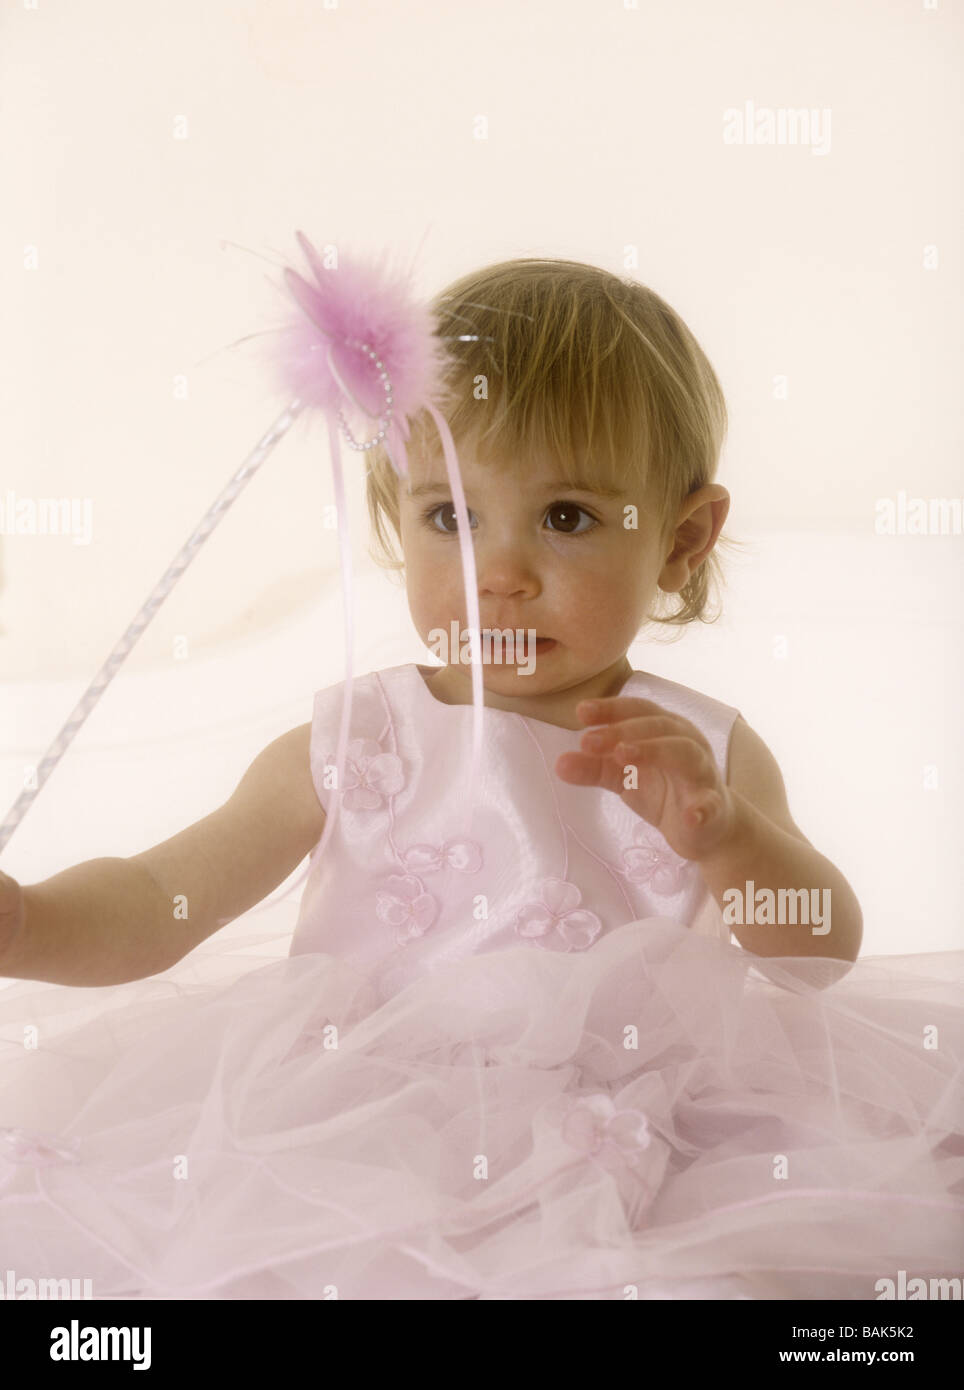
[481,629,556,653]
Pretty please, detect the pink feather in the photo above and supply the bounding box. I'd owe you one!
[271,233,449,475]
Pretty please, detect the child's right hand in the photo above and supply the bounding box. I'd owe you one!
[0,867,26,967]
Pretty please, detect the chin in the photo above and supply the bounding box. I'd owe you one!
[492,659,562,687]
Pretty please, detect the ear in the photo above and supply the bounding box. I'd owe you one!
[657,485,730,593]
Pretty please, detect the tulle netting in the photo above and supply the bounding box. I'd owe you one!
[0,916,961,1301]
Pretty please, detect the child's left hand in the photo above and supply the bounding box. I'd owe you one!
[555,696,739,863]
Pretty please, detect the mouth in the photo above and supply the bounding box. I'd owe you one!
[479,631,558,659]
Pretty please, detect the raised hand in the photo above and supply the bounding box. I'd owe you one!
[555,696,738,862]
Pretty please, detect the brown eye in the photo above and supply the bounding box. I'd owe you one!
[545,502,597,535]
[421,504,475,534]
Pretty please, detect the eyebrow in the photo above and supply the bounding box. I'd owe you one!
[404,480,626,500]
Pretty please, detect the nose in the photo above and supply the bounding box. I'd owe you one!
[473,538,542,604]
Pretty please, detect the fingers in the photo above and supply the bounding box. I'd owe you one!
[580,713,682,754]
[614,736,712,781]
[576,698,714,758]
[557,736,711,796]
[682,789,722,827]
[555,749,632,795]
[577,697,667,725]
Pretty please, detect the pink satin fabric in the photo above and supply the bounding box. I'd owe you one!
[289,663,741,999]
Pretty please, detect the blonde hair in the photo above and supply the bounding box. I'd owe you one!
[365,257,742,630]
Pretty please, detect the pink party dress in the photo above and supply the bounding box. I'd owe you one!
[0,663,960,1300]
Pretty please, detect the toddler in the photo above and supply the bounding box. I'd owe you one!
[0,258,960,1301]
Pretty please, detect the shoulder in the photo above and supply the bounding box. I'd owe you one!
[634,669,740,725]
[312,664,410,707]
[307,666,412,750]
[725,716,812,846]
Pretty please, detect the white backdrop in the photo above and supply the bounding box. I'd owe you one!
[1,0,960,957]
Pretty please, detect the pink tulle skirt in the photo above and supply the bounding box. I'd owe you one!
[0,917,961,1300]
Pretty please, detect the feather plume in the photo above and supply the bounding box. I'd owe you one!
[271,232,449,473]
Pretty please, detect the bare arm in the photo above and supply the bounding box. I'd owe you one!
[0,723,326,987]
[701,715,863,965]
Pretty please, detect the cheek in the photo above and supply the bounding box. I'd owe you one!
[405,546,460,617]
[550,573,618,631]
[557,550,652,626]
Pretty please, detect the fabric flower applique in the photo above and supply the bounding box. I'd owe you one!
[620,832,689,896]
[375,874,440,945]
[375,839,483,947]
[514,877,602,952]
[324,738,404,811]
[559,1094,652,1172]
[399,839,483,874]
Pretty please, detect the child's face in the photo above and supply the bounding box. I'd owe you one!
[396,448,668,694]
